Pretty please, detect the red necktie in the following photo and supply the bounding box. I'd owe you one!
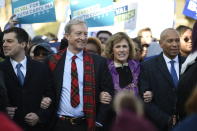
[71,55,80,107]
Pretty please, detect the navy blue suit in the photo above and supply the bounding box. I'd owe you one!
[0,70,8,112]
[139,53,184,130]
[0,57,54,131]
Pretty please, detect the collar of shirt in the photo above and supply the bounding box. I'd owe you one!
[67,49,83,61]
[163,53,179,79]
[10,56,27,76]
[163,53,179,64]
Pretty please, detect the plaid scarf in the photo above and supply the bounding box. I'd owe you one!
[48,49,96,131]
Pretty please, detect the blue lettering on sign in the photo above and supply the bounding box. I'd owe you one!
[115,5,128,16]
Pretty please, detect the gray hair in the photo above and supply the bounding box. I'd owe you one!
[64,19,87,34]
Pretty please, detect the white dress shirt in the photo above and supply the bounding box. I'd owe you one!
[57,49,84,117]
[10,57,27,77]
[163,54,179,79]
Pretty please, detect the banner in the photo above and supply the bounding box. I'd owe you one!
[70,0,114,27]
[11,0,56,24]
[183,0,197,20]
[114,2,137,30]
[0,0,5,8]
[64,0,174,39]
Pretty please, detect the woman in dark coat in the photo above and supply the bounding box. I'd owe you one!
[177,21,197,120]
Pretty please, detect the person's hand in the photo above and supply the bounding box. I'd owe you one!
[40,97,52,109]
[172,115,177,126]
[143,91,153,103]
[6,107,17,119]
[8,15,19,27]
[100,91,112,104]
[24,113,39,126]
[168,115,177,129]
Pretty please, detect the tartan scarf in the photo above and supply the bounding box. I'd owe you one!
[48,49,96,131]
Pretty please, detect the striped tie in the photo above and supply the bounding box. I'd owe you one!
[170,60,178,87]
[16,63,24,86]
[71,55,80,107]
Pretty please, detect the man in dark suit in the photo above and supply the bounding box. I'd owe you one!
[0,71,8,112]
[139,28,184,131]
[47,19,114,131]
[0,27,54,131]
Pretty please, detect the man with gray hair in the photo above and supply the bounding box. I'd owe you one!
[47,19,114,131]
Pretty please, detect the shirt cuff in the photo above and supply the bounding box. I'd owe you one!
[96,122,103,127]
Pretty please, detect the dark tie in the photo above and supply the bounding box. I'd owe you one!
[16,63,25,86]
[71,55,80,107]
[170,60,178,87]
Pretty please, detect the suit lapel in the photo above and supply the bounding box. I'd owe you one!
[156,53,175,87]
[53,51,67,99]
[4,59,21,86]
[23,58,32,87]
[178,55,185,75]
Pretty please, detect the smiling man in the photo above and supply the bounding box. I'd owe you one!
[139,28,185,131]
[0,27,54,131]
[47,19,113,131]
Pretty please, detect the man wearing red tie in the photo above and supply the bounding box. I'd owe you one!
[47,19,114,131]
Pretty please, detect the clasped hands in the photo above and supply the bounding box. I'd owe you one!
[99,91,153,104]
[6,97,52,126]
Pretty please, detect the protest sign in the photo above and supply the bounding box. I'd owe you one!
[12,0,56,24]
[114,2,137,30]
[183,0,197,20]
[70,0,114,27]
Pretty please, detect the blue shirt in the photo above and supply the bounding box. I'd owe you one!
[10,57,27,77]
[57,49,84,117]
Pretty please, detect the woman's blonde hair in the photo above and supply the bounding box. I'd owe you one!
[104,32,136,60]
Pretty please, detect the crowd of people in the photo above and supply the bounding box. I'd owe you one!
[0,17,197,131]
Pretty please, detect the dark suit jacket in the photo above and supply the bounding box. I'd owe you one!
[0,57,54,131]
[172,113,197,131]
[139,53,184,130]
[48,51,114,125]
[177,60,197,119]
[0,70,8,112]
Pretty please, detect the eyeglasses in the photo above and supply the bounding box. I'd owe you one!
[183,37,192,43]
[166,38,180,43]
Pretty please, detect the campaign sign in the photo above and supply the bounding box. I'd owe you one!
[183,0,197,20]
[0,0,5,8]
[114,2,138,30]
[70,0,114,27]
[11,0,56,24]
